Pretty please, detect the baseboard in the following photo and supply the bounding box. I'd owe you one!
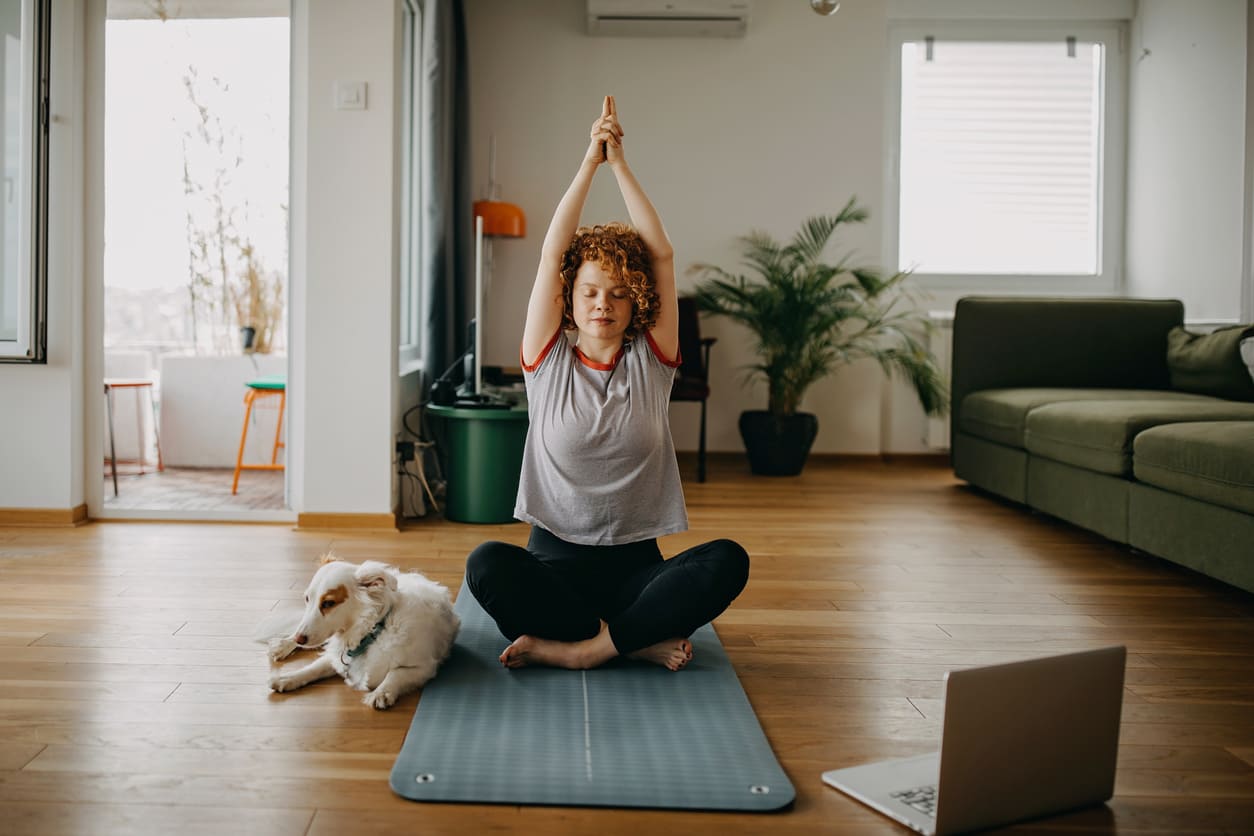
[0,504,90,527]
[296,512,399,531]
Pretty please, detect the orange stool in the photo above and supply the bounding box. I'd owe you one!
[232,375,286,495]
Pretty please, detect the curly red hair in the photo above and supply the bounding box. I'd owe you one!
[559,223,658,341]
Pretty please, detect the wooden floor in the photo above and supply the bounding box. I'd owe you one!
[101,467,287,512]
[3,459,1253,835]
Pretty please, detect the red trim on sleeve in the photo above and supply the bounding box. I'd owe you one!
[645,331,682,368]
[521,328,562,372]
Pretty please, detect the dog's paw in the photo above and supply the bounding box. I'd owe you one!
[269,673,298,693]
[267,637,298,663]
[364,687,397,710]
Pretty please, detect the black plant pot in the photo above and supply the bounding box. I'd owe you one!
[738,410,819,476]
[240,326,257,351]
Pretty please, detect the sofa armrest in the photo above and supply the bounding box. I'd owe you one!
[950,296,1184,449]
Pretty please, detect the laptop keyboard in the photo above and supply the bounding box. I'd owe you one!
[890,784,937,817]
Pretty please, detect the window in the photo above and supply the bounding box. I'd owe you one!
[398,0,424,374]
[0,0,48,363]
[888,22,1126,291]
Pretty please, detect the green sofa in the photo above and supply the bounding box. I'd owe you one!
[951,297,1254,595]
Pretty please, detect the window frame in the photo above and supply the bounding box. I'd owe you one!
[885,19,1127,295]
[0,0,49,363]
[397,0,424,376]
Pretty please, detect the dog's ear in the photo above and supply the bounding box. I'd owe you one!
[355,561,398,592]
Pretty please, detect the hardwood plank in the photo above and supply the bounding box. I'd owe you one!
[0,661,269,685]
[0,769,403,812]
[0,680,177,703]
[0,633,42,647]
[1114,767,1254,798]
[1114,744,1254,772]
[0,645,279,667]
[1127,685,1254,705]
[0,722,403,753]
[307,806,896,836]
[32,632,265,652]
[0,743,44,770]
[0,698,415,730]
[0,616,191,634]
[0,802,312,836]
[1138,652,1254,670]
[24,744,395,781]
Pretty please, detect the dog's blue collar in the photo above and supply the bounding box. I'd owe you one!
[345,608,391,659]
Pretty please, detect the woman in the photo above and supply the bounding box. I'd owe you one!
[466,96,749,672]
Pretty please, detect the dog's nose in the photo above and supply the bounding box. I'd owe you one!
[295,633,308,646]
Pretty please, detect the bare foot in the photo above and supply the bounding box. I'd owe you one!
[499,623,618,670]
[628,638,693,671]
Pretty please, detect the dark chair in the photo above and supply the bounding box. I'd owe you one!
[671,296,716,482]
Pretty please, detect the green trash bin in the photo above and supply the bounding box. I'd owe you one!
[428,403,529,524]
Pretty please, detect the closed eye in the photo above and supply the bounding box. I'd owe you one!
[320,600,336,611]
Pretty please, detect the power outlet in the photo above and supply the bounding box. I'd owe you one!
[396,440,416,462]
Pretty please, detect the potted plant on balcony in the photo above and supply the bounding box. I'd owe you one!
[230,240,283,354]
[691,198,947,475]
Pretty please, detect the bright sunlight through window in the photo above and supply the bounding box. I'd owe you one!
[897,38,1106,277]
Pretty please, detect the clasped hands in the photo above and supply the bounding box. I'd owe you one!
[585,95,625,168]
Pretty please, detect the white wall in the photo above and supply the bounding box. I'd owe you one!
[0,3,87,510]
[158,355,288,467]
[1126,0,1248,320]
[465,0,897,454]
[289,0,402,515]
[1245,0,1254,322]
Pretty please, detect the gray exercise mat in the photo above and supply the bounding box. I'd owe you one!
[390,581,794,811]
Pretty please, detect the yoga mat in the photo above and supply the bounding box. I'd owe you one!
[390,582,794,811]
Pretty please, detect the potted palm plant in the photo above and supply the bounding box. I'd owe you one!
[691,198,947,476]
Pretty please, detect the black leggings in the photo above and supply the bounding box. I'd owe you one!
[465,526,750,655]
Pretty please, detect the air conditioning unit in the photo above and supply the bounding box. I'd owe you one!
[586,0,751,38]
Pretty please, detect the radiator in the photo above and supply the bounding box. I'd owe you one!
[926,311,954,450]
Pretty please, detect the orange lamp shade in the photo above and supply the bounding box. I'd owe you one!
[474,200,526,237]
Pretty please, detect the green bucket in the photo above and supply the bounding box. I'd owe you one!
[427,404,528,523]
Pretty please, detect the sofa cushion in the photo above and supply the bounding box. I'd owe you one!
[1023,399,1254,476]
[1133,421,1254,515]
[1167,324,1254,401]
[960,389,1209,449]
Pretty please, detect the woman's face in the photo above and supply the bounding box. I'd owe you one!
[571,259,632,342]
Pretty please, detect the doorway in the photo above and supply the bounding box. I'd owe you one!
[98,1,291,520]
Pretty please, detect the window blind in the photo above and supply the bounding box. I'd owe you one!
[898,39,1104,276]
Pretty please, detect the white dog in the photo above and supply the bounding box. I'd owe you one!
[267,556,459,709]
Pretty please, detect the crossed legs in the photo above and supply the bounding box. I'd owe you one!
[465,527,749,671]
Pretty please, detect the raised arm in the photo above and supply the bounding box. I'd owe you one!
[604,97,679,361]
[521,97,623,367]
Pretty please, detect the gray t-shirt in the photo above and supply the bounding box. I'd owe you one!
[514,328,689,545]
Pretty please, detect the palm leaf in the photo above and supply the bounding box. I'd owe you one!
[692,201,947,418]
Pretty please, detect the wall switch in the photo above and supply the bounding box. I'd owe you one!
[334,81,367,111]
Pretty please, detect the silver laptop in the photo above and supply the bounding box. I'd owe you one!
[822,645,1126,835]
